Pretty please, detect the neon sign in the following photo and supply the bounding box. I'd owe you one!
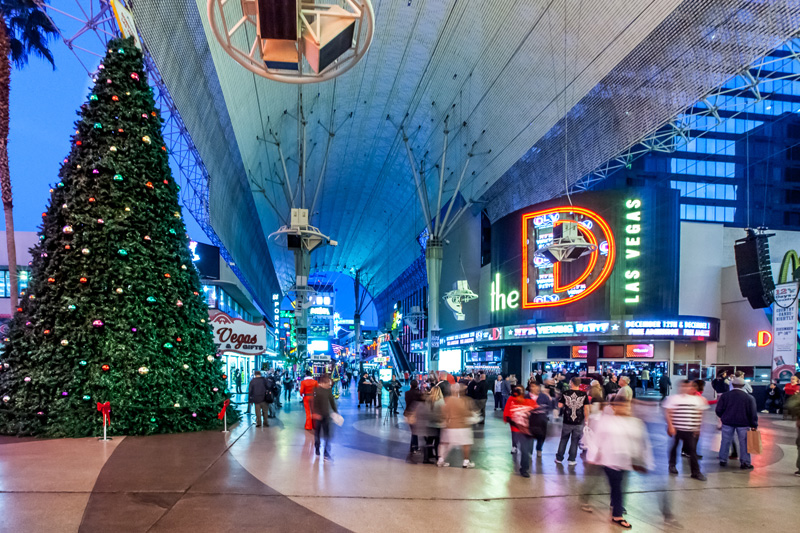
[623,199,642,305]
[491,273,520,311]
[522,206,616,309]
[757,330,772,347]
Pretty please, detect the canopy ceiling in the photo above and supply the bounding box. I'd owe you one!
[130,0,800,299]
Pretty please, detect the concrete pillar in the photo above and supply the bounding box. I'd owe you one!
[294,248,310,360]
[426,237,443,371]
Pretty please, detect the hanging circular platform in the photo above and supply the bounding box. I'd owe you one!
[207,0,375,84]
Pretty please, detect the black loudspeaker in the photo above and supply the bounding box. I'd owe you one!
[734,232,775,309]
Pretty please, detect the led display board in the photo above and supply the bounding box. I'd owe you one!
[440,316,718,346]
[626,344,654,358]
[189,241,220,280]
[571,346,588,359]
[489,188,680,325]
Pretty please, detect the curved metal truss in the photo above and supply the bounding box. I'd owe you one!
[572,32,800,192]
[207,0,374,84]
[35,0,268,311]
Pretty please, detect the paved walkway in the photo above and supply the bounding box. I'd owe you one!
[0,387,797,532]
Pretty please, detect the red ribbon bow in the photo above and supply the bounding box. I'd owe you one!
[97,402,111,426]
[217,399,230,420]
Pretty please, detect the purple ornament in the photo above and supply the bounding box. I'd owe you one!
[61,391,68,396]
[23,377,31,382]
[92,319,104,327]
[92,169,99,174]
[192,412,197,418]
[37,411,44,416]
[131,327,137,333]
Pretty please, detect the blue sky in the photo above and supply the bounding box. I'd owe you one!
[3,39,207,242]
[4,38,376,322]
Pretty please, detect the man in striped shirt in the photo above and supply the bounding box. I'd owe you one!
[663,380,709,481]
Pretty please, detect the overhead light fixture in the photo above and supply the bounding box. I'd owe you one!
[533,220,597,263]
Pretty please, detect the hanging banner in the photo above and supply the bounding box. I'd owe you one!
[110,0,142,49]
[772,282,799,380]
[209,310,267,355]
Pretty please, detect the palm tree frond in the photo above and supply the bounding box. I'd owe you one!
[1,0,57,69]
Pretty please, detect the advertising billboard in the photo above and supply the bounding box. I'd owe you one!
[489,188,680,326]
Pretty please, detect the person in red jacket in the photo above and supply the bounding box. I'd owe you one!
[503,385,538,477]
[785,375,800,398]
[299,370,318,431]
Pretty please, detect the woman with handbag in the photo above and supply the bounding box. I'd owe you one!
[586,396,654,529]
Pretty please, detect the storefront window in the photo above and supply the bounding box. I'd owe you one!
[202,284,253,321]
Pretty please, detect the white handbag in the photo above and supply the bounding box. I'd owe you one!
[331,412,344,426]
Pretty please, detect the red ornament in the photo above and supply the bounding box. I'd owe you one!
[112,95,119,101]
[222,374,227,379]
[43,329,51,335]
[176,337,182,342]
[101,364,110,371]
[193,291,199,296]
[76,140,82,146]
[16,307,22,313]
[65,245,71,250]
[79,277,88,284]
[47,277,55,283]
[163,179,168,185]
[161,146,167,151]
[164,273,171,278]
[42,212,46,217]
[118,128,124,133]
[151,111,157,117]
[89,197,96,203]
[145,181,154,189]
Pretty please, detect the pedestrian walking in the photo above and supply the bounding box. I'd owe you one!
[437,383,478,469]
[503,385,538,477]
[586,395,654,529]
[300,370,318,431]
[248,370,269,427]
[663,380,707,480]
[555,377,589,466]
[312,375,339,461]
[716,376,758,470]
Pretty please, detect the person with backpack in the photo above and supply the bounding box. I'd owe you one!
[503,385,539,477]
[248,370,270,427]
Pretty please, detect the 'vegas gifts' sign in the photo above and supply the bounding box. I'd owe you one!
[209,310,267,355]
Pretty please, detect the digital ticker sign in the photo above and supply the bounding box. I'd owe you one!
[489,188,680,324]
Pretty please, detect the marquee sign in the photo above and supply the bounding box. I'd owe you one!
[521,206,616,309]
[209,310,267,355]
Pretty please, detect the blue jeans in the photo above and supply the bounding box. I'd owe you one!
[517,433,534,475]
[556,423,584,462]
[719,425,750,465]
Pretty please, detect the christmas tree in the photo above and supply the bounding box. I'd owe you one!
[0,38,235,437]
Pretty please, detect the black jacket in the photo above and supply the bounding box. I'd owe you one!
[313,386,338,419]
[715,388,758,428]
[471,380,488,400]
[248,377,268,404]
[711,377,728,394]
